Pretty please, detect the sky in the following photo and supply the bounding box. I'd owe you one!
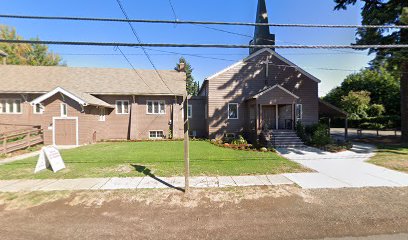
[0,0,373,96]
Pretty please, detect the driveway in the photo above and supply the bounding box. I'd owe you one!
[278,143,408,189]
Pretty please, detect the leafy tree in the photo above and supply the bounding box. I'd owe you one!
[368,104,386,117]
[175,57,199,96]
[332,1,408,141]
[0,25,62,66]
[341,91,371,119]
[323,67,400,114]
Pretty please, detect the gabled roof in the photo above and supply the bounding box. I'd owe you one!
[206,48,321,83]
[0,65,186,96]
[248,84,299,100]
[319,99,348,117]
[31,87,113,108]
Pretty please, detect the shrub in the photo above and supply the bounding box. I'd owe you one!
[309,124,331,147]
[359,122,385,130]
[231,135,248,145]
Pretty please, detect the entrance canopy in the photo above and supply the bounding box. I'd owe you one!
[248,84,299,105]
[31,86,113,108]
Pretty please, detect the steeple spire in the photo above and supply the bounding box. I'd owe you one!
[249,0,275,54]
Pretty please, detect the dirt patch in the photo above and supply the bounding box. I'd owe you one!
[1,187,408,240]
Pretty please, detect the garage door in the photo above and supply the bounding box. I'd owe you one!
[54,118,77,145]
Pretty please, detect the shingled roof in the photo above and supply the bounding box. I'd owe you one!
[0,65,186,96]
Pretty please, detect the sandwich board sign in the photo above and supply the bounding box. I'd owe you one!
[34,146,66,173]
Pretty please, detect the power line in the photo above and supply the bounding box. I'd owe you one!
[57,51,368,56]
[1,14,407,29]
[167,0,178,21]
[115,0,174,95]
[1,39,408,49]
[114,46,152,89]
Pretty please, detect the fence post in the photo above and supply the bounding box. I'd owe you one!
[27,131,31,148]
[3,136,7,154]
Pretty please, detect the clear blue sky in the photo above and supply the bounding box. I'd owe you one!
[1,0,372,96]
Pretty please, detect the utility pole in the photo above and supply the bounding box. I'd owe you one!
[184,95,190,192]
[401,7,408,144]
[401,62,408,143]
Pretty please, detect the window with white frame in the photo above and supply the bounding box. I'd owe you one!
[116,100,129,114]
[99,107,106,121]
[228,103,238,119]
[149,130,164,139]
[33,103,44,114]
[295,104,303,122]
[146,100,165,114]
[0,99,22,114]
[60,103,67,117]
[187,104,193,118]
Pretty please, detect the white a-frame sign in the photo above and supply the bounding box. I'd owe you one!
[34,146,66,173]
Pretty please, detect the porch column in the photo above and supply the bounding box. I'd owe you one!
[259,104,262,131]
[275,104,279,130]
[291,103,295,130]
[255,102,259,132]
[345,117,349,140]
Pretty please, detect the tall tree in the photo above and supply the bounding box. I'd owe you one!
[175,57,199,96]
[323,67,400,115]
[0,25,62,66]
[333,1,408,142]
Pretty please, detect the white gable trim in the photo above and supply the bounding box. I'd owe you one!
[206,48,321,83]
[206,61,244,80]
[31,87,87,106]
[252,84,299,99]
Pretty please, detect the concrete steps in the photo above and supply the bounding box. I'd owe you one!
[264,130,305,148]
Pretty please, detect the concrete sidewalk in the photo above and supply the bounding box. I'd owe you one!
[0,174,293,192]
[279,143,408,189]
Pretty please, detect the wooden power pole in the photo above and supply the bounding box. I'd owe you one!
[401,7,408,144]
[184,96,190,192]
[401,62,408,143]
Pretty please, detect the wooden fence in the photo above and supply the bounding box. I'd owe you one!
[0,127,44,154]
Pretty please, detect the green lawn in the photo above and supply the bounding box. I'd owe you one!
[0,141,307,180]
[368,144,408,173]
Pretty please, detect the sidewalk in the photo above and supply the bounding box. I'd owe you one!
[278,143,408,189]
[0,174,294,192]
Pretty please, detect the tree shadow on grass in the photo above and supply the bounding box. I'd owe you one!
[131,164,185,192]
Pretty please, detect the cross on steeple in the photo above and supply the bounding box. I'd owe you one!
[249,0,276,54]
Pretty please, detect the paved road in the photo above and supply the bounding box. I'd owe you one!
[279,143,408,189]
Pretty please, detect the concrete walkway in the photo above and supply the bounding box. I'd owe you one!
[279,143,408,189]
[0,174,293,192]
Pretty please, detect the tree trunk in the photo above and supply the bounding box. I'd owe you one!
[401,61,408,143]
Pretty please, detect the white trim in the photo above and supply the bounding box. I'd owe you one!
[115,100,130,115]
[98,107,106,121]
[187,104,193,118]
[146,100,166,115]
[295,104,303,122]
[149,130,165,139]
[52,117,79,146]
[33,103,44,114]
[60,103,68,117]
[0,98,23,114]
[228,103,239,120]
[252,84,300,99]
[31,87,87,106]
[206,61,244,80]
[206,48,321,83]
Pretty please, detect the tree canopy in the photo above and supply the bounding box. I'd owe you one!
[175,57,199,96]
[0,25,63,66]
[323,67,400,115]
[334,0,408,69]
